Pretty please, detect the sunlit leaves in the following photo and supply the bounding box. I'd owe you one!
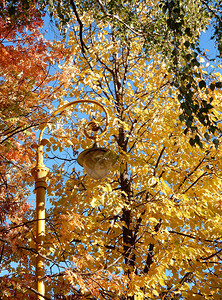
[39,11,222,299]
[1,2,222,299]
[0,4,65,298]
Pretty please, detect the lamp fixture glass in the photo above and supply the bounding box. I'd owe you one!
[77,144,116,180]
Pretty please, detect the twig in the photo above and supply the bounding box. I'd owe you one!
[24,285,51,300]
[95,0,143,36]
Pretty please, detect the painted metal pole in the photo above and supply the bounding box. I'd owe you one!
[31,141,49,299]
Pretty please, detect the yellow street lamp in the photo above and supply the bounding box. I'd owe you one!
[31,100,115,299]
[77,142,116,180]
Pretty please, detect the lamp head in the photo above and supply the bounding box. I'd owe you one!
[77,143,116,180]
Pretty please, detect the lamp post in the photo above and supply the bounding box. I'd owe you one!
[31,100,115,299]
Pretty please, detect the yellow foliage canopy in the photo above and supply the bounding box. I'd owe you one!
[41,13,222,300]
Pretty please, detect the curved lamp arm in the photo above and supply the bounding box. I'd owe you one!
[38,99,109,145]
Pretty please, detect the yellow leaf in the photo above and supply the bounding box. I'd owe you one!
[153,290,159,296]
[159,276,165,287]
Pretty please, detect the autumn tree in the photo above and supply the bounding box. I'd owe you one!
[19,11,222,300]
[0,4,68,298]
[1,2,222,299]
[2,0,222,145]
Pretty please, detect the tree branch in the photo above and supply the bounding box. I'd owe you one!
[154,146,166,177]
[70,0,88,53]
